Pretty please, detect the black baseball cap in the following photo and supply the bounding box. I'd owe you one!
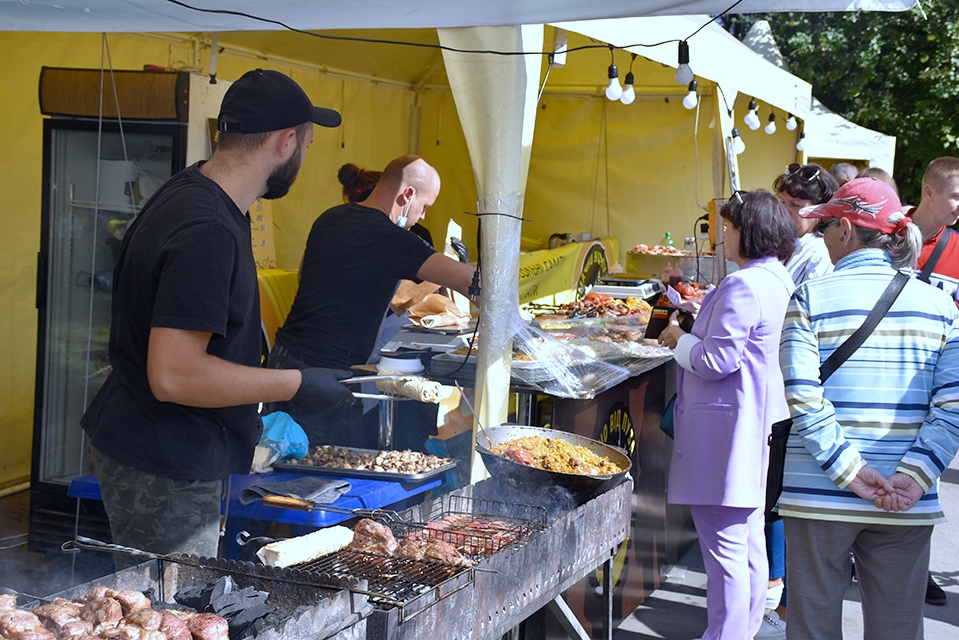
[217,69,341,134]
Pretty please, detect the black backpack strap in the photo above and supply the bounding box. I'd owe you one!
[919,227,954,283]
[820,271,910,383]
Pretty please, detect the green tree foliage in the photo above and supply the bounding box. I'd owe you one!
[727,2,959,204]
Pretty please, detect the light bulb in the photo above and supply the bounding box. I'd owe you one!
[764,113,777,135]
[675,40,693,85]
[796,132,806,151]
[605,63,622,101]
[732,128,746,155]
[682,80,698,110]
[675,64,693,86]
[620,71,635,104]
[746,112,761,131]
[786,114,798,131]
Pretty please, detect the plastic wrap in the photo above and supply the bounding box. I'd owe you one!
[534,315,673,375]
[508,315,630,399]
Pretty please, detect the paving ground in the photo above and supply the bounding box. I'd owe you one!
[615,456,959,639]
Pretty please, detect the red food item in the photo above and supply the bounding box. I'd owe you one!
[502,448,534,465]
[583,292,612,304]
[675,281,701,300]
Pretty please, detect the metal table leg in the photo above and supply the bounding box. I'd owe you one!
[602,557,613,640]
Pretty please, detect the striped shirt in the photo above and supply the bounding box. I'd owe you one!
[778,249,959,525]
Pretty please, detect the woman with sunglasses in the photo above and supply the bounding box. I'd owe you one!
[657,190,796,640]
[773,163,839,286]
[779,178,959,640]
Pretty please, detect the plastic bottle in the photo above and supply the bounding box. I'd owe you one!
[660,232,674,247]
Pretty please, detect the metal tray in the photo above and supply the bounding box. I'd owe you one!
[275,447,458,483]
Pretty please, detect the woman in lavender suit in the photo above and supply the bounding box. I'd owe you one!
[658,190,796,640]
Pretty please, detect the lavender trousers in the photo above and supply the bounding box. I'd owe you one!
[690,504,767,640]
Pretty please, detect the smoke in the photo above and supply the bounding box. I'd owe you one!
[472,477,577,524]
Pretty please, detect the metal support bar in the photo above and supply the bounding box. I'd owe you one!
[515,391,533,424]
[546,595,590,640]
[602,557,613,640]
[379,398,395,450]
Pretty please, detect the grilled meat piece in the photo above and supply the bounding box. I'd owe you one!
[187,613,229,640]
[0,596,17,612]
[14,630,55,640]
[74,587,115,605]
[80,598,123,625]
[0,609,45,638]
[122,609,162,631]
[348,518,398,555]
[396,537,475,567]
[158,611,192,640]
[57,619,94,637]
[113,592,150,616]
[31,602,82,629]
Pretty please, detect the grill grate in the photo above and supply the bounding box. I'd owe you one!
[393,494,547,559]
[292,549,473,621]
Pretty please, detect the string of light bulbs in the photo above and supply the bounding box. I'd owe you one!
[166,0,810,154]
[165,0,745,61]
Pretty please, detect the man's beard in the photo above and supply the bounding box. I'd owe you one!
[262,146,303,200]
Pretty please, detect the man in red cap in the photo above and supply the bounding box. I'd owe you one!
[81,69,354,566]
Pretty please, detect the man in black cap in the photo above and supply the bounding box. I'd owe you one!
[81,69,353,566]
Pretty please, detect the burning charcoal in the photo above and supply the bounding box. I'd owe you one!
[174,576,236,612]
[239,613,281,640]
[226,600,272,638]
[210,585,268,619]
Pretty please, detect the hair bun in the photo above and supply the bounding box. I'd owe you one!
[338,163,360,187]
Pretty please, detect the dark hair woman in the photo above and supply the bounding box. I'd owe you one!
[773,163,840,286]
[656,189,796,639]
[337,163,382,203]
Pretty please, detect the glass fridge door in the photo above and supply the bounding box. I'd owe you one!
[36,121,184,487]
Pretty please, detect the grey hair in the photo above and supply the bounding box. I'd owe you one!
[853,211,923,269]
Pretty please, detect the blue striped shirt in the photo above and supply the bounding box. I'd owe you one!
[778,249,959,525]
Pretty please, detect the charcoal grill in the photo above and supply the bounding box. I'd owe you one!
[40,553,372,640]
[283,495,546,622]
[367,475,633,640]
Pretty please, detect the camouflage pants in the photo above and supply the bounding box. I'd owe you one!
[90,446,223,570]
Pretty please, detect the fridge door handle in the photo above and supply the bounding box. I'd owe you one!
[36,251,45,309]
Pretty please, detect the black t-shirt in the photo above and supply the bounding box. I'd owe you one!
[276,203,436,369]
[80,163,261,480]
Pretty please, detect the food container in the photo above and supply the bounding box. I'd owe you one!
[475,425,631,505]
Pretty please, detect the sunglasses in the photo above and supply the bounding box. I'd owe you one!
[787,163,822,183]
[816,218,842,234]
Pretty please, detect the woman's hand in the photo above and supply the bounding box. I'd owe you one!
[657,311,687,349]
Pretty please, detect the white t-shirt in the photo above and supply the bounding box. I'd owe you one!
[785,233,833,286]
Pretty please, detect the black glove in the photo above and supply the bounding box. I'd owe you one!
[291,368,355,414]
[450,237,469,263]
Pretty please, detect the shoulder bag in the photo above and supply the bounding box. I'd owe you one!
[765,270,910,523]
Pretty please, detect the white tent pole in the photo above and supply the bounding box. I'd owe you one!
[438,25,544,483]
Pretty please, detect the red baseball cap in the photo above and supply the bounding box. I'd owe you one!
[799,177,905,234]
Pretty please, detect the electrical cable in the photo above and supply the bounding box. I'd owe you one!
[165,0,747,61]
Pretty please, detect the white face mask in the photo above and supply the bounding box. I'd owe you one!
[396,199,412,228]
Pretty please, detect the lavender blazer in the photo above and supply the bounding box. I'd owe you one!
[667,256,794,508]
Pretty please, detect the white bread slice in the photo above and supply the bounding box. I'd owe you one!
[256,525,354,568]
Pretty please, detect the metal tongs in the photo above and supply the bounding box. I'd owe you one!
[342,373,418,401]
